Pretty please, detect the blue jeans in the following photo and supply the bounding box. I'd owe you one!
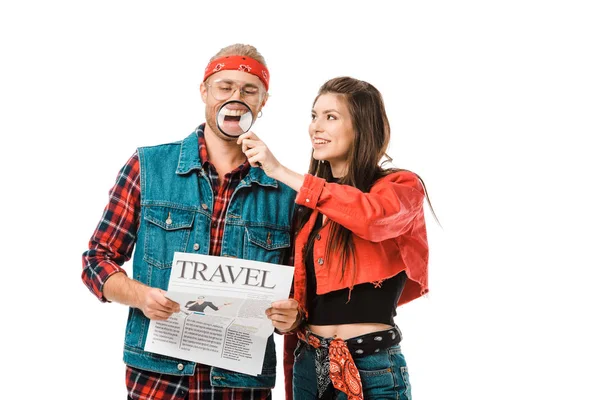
[292,341,412,399]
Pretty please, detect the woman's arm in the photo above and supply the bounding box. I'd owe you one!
[296,171,425,242]
[237,132,424,242]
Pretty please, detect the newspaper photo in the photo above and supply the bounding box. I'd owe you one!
[144,252,294,376]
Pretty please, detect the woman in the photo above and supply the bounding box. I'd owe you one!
[240,77,430,399]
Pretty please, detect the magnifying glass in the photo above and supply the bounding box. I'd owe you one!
[216,100,255,138]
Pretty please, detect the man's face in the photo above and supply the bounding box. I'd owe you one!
[200,70,268,141]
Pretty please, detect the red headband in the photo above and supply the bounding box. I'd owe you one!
[203,55,270,92]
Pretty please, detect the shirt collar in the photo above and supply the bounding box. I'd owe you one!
[176,124,250,178]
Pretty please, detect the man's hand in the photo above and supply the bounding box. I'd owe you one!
[137,287,181,321]
[103,272,180,320]
[266,299,301,333]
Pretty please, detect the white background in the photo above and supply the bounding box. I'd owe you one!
[1,1,599,399]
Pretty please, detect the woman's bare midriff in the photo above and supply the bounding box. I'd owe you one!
[308,323,393,340]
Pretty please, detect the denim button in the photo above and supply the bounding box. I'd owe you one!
[177,363,184,371]
[201,203,208,210]
[193,243,200,251]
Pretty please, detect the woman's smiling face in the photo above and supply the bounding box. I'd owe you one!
[309,93,355,177]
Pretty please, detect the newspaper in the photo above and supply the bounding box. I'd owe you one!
[144,252,294,376]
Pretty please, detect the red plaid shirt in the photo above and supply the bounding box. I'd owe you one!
[82,125,270,399]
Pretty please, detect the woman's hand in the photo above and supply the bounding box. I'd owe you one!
[237,131,305,192]
[237,132,282,179]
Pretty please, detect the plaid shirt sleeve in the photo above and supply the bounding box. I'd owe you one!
[82,152,141,302]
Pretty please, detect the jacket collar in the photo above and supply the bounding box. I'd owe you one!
[176,126,279,188]
[176,130,203,175]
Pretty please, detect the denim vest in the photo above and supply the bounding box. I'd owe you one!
[123,130,296,388]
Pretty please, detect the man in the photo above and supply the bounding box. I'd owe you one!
[82,44,300,399]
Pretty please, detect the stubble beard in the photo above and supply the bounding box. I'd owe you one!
[205,109,237,142]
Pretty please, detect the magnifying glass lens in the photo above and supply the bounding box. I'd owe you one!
[216,100,254,138]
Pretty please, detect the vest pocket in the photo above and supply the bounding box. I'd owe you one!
[143,206,195,269]
[244,225,290,264]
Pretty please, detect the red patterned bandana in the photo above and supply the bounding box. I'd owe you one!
[298,331,364,400]
[329,338,363,400]
[203,55,270,91]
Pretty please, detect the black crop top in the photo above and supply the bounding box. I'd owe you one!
[304,211,406,326]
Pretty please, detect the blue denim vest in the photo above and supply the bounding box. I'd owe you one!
[123,129,296,388]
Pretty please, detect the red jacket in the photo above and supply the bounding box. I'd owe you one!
[293,170,429,310]
[284,171,429,399]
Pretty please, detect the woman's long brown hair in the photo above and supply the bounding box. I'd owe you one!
[296,77,439,284]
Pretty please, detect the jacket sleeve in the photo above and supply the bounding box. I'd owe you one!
[295,171,424,242]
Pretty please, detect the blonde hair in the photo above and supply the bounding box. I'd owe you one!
[210,43,267,66]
